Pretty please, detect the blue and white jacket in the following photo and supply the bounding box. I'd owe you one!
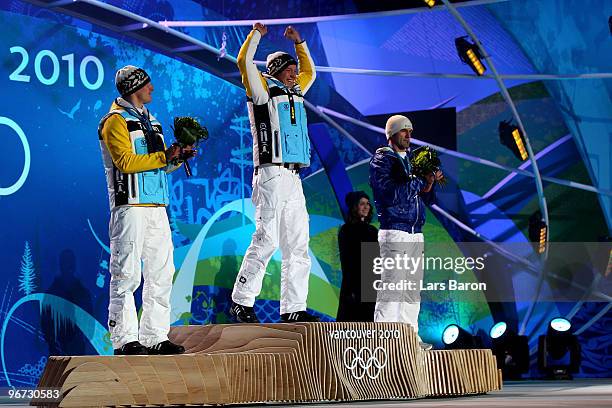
[369,147,436,234]
[237,29,316,167]
[98,98,180,210]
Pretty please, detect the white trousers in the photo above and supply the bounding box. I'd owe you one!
[232,166,311,314]
[108,206,174,348]
[374,230,424,333]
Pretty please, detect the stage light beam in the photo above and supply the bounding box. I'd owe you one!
[550,318,571,332]
[489,322,507,339]
[443,324,460,345]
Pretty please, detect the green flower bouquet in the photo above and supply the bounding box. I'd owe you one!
[171,116,209,177]
[173,116,209,146]
[410,146,446,187]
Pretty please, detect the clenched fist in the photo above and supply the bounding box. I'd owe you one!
[284,26,302,43]
[253,22,268,36]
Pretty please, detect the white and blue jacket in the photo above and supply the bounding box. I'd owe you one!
[237,29,316,167]
[98,98,179,210]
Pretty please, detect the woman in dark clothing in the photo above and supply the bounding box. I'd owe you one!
[336,191,379,322]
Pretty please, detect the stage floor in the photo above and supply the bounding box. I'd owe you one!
[304,379,612,408]
[0,379,609,407]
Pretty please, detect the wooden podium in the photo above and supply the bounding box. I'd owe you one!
[32,322,502,406]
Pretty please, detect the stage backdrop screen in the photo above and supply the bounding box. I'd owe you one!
[0,9,265,386]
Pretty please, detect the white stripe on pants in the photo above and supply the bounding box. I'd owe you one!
[232,165,311,314]
[108,206,174,348]
[374,230,424,333]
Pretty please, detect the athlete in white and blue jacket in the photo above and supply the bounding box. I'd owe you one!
[230,23,319,323]
[99,65,195,355]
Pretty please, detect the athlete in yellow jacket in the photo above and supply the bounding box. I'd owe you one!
[99,65,195,355]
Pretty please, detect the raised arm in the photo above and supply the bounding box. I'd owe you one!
[284,26,316,94]
[236,24,269,104]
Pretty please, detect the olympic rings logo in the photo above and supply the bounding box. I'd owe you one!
[342,346,388,380]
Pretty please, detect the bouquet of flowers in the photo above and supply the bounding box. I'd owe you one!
[171,116,209,177]
[410,146,446,187]
[173,116,208,146]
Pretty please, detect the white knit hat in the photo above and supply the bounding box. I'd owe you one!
[385,115,413,140]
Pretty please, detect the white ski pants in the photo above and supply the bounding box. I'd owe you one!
[108,206,174,348]
[232,165,311,314]
[374,230,424,333]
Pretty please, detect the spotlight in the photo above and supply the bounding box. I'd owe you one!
[489,322,530,379]
[442,324,481,349]
[499,120,528,161]
[489,321,507,339]
[528,211,547,254]
[550,317,571,332]
[537,317,581,380]
[455,36,486,76]
[423,0,436,8]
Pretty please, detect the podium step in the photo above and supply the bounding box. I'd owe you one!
[33,322,502,406]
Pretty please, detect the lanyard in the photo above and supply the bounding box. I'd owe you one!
[126,107,153,133]
[118,98,161,153]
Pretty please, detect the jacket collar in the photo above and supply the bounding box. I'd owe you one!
[115,97,149,118]
[262,73,297,92]
[377,146,412,175]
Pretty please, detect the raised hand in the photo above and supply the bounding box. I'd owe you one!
[284,26,302,43]
[253,22,268,36]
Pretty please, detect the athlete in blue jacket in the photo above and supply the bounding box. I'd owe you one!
[369,115,443,349]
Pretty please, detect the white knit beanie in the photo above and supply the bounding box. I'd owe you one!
[385,115,413,140]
